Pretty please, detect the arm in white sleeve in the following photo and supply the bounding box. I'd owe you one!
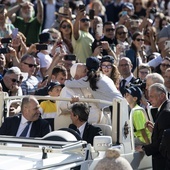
[147,55,163,68]
[65,76,89,88]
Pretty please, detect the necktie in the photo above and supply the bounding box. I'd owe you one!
[20,121,31,137]
[120,79,126,96]
[77,128,80,135]
[121,79,126,88]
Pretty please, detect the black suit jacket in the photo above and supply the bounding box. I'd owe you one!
[69,122,103,145]
[160,129,170,170]
[144,100,170,169]
[0,114,50,138]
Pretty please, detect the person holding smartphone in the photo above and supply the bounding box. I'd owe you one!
[20,54,47,95]
[72,5,94,63]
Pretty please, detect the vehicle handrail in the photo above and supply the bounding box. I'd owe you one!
[0,135,85,148]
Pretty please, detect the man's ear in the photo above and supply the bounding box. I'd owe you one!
[51,75,56,81]
[133,96,138,102]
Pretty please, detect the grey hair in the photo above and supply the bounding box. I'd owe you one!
[21,96,37,110]
[5,67,21,75]
[21,54,35,63]
[146,73,164,84]
[149,83,167,95]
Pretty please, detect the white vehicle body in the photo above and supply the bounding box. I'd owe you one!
[0,92,152,170]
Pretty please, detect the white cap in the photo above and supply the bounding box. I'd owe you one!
[70,63,79,78]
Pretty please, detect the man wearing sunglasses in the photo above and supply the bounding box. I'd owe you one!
[20,54,47,95]
[92,21,117,59]
[72,8,94,63]
[0,66,23,96]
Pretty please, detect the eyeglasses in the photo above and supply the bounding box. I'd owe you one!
[106,28,115,32]
[117,32,127,35]
[119,64,129,67]
[80,18,90,22]
[101,65,113,69]
[23,62,37,68]
[10,78,20,84]
[61,24,71,29]
[135,38,144,42]
[135,2,142,5]
[161,63,170,68]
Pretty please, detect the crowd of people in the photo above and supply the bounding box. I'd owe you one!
[0,0,169,169]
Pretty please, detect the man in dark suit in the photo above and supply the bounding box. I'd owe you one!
[0,96,50,138]
[69,102,103,145]
[136,83,170,170]
[118,57,136,96]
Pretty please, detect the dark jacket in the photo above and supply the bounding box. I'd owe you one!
[160,129,170,170]
[69,122,103,145]
[144,100,170,170]
[0,114,50,138]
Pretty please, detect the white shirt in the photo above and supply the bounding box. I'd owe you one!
[16,115,32,137]
[78,122,86,138]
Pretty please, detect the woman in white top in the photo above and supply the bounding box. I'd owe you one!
[65,57,123,109]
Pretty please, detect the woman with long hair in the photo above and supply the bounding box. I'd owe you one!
[65,57,123,109]
[125,31,145,72]
[59,19,73,53]
[100,55,120,89]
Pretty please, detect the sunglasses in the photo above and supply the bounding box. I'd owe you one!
[101,65,112,69]
[106,28,115,32]
[135,38,144,42]
[24,62,37,68]
[80,18,90,22]
[117,32,127,35]
[11,78,20,84]
[135,2,142,5]
[61,24,71,29]
[161,63,170,68]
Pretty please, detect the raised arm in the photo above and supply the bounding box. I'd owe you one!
[7,3,20,23]
[73,9,85,40]
[36,0,43,24]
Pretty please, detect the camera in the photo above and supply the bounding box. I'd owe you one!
[0,47,10,54]
[127,78,146,92]
[1,38,12,44]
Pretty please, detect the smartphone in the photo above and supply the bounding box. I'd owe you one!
[96,24,103,37]
[121,11,127,16]
[12,28,18,39]
[0,47,10,54]
[1,38,12,44]
[165,40,170,50]
[63,2,69,8]
[96,41,102,46]
[64,54,76,61]
[79,4,85,11]
[150,7,157,14]
[0,4,5,13]
[42,75,49,83]
[89,9,95,20]
[36,44,48,51]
